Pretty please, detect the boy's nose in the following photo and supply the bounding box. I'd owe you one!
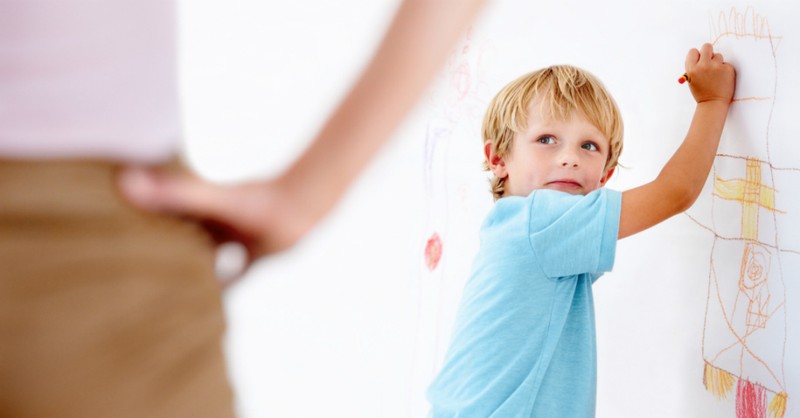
[559,152,579,167]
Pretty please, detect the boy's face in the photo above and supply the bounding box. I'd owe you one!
[486,95,614,197]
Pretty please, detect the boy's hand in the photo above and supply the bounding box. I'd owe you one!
[685,43,736,104]
[619,43,736,239]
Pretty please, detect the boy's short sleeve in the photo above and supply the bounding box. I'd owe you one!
[527,188,622,278]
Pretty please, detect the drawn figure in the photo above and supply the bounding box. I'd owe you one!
[686,8,794,418]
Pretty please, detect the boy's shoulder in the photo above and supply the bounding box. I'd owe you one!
[481,188,623,278]
[486,188,619,225]
[481,188,622,253]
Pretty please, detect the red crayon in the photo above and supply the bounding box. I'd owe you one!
[678,73,689,84]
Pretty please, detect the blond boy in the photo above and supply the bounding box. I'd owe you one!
[426,44,735,417]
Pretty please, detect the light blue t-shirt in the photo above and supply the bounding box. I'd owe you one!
[426,188,622,417]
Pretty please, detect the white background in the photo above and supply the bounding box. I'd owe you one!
[177,1,800,416]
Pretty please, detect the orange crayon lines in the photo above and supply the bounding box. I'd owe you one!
[710,6,783,51]
[733,97,772,103]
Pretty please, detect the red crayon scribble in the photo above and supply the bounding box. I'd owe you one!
[736,379,767,418]
[424,233,443,271]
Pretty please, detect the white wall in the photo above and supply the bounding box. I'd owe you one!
[178,1,800,416]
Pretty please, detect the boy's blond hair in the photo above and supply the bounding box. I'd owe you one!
[482,65,624,199]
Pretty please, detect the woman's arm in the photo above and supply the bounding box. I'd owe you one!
[119,0,488,262]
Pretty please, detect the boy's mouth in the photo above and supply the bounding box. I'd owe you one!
[546,179,582,191]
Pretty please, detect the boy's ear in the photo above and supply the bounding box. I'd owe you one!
[484,142,508,179]
[600,167,615,185]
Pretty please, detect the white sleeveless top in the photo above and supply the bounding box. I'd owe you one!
[0,1,181,162]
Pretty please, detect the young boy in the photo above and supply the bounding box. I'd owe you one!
[426,44,735,417]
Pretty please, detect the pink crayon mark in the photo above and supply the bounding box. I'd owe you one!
[736,379,767,418]
[451,63,471,101]
[424,233,443,271]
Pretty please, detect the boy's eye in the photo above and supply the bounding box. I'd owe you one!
[537,135,556,144]
[582,142,599,151]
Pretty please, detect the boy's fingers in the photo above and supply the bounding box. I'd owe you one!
[699,43,714,61]
[685,48,700,70]
[712,52,724,62]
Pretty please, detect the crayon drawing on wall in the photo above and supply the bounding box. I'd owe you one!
[686,6,797,418]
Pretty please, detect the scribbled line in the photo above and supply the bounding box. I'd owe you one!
[717,154,800,173]
[705,361,788,418]
[732,97,771,103]
[703,361,786,397]
[711,31,783,45]
[716,158,783,243]
[709,6,783,51]
[683,213,800,256]
[709,300,786,364]
[707,255,786,392]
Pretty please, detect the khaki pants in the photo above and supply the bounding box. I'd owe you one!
[0,159,235,418]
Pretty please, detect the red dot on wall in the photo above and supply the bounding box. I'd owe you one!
[425,233,443,271]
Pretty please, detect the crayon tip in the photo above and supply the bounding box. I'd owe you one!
[678,73,689,84]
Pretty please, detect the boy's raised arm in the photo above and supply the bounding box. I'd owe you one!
[618,43,736,239]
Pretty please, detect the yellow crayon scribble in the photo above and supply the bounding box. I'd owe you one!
[704,362,737,400]
[713,158,782,241]
[768,392,788,418]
